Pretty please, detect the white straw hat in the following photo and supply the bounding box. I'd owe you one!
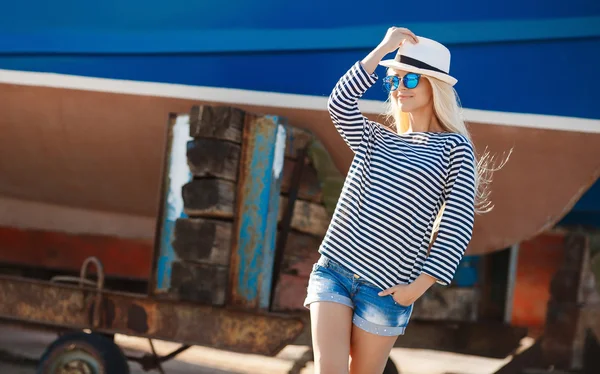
[379,36,458,86]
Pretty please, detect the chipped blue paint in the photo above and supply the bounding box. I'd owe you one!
[155,114,192,291]
[259,117,287,309]
[233,116,287,308]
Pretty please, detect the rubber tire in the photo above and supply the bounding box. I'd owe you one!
[383,356,400,374]
[36,331,130,374]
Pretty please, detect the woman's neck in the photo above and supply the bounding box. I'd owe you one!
[405,105,443,133]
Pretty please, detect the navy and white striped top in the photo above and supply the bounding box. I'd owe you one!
[319,61,476,290]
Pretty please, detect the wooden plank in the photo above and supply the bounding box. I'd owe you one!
[285,126,313,159]
[306,139,346,218]
[278,230,322,278]
[272,230,321,311]
[279,197,329,237]
[182,179,235,219]
[172,218,233,266]
[272,273,310,312]
[170,261,228,305]
[0,226,152,280]
[281,158,322,203]
[187,138,241,181]
[229,115,287,309]
[189,105,244,143]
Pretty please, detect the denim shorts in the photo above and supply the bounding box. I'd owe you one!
[303,255,414,336]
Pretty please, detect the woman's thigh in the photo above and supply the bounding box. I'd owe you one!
[348,281,412,373]
[310,301,353,374]
[349,324,397,374]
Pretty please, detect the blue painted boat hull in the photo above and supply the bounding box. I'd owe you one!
[0,0,599,256]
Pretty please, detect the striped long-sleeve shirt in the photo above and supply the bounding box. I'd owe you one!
[319,61,476,290]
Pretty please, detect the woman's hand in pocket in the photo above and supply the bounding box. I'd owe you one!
[378,284,419,307]
[379,273,438,306]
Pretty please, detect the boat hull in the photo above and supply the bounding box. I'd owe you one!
[0,81,598,260]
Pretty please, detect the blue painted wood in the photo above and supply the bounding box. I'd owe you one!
[259,117,288,309]
[155,114,192,291]
[230,115,287,309]
[2,17,599,54]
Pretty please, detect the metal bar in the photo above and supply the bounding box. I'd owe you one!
[0,275,304,356]
[148,339,167,374]
[159,345,191,363]
[504,243,520,324]
[126,344,191,371]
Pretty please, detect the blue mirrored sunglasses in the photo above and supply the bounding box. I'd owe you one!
[383,73,421,91]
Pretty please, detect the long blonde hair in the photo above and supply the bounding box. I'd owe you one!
[384,72,510,229]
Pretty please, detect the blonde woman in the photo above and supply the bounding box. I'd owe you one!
[304,27,490,373]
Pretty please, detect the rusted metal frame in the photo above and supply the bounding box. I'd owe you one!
[154,344,191,363]
[229,115,287,309]
[148,113,178,296]
[126,342,191,372]
[79,257,105,328]
[269,146,308,310]
[0,275,304,356]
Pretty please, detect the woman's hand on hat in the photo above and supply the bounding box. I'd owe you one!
[379,26,418,54]
[362,26,418,75]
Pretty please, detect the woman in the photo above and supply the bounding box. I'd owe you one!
[304,27,492,373]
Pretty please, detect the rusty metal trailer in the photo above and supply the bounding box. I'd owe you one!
[0,106,325,373]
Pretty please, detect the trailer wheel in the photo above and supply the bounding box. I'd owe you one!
[383,356,400,374]
[37,332,129,374]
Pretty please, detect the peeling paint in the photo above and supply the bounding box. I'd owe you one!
[156,115,192,290]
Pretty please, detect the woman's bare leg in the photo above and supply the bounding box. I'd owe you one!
[310,301,353,374]
[349,324,398,374]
